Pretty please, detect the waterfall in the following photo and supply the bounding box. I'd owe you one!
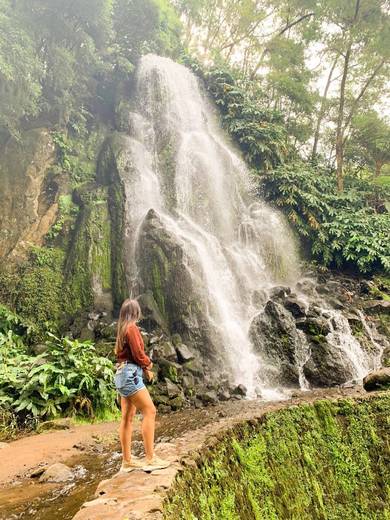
[120,54,381,396]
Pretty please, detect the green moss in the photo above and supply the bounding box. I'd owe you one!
[97,134,129,311]
[64,186,112,317]
[164,394,390,520]
[0,247,65,339]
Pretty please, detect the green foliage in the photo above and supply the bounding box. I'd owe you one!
[261,162,390,272]
[0,0,181,136]
[46,194,79,240]
[164,395,390,520]
[0,0,42,136]
[0,333,116,420]
[347,111,390,176]
[186,58,288,170]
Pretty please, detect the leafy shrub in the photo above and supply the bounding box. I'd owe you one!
[185,57,288,170]
[261,162,390,272]
[0,333,116,419]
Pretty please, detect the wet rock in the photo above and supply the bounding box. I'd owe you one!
[136,209,211,355]
[296,279,316,294]
[158,359,182,383]
[231,384,247,397]
[30,465,47,478]
[176,344,195,363]
[249,301,302,386]
[284,297,306,318]
[303,342,355,387]
[164,379,182,398]
[39,463,73,483]
[363,368,390,391]
[199,390,218,405]
[153,341,178,362]
[171,333,182,347]
[327,298,345,310]
[217,390,230,401]
[79,326,95,342]
[254,386,263,399]
[182,374,195,392]
[169,394,185,410]
[363,300,390,315]
[138,291,169,333]
[269,286,291,300]
[296,317,331,337]
[382,346,390,367]
[158,404,172,414]
[0,128,56,260]
[183,358,204,377]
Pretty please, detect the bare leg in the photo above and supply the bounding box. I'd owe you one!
[119,397,137,463]
[129,388,156,461]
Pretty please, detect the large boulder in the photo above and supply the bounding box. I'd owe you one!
[136,209,213,357]
[302,341,356,387]
[363,368,390,391]
[300,317,356,387]
[249,300,303,386]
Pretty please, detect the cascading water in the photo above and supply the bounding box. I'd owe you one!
[121,54,382,397]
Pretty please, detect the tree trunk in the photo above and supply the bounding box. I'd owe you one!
[335,0,360,192]
[335,46,351,192]
[375,160,383,177]
[312,57,338,160]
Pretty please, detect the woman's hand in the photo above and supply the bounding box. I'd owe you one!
[143,369,154,383]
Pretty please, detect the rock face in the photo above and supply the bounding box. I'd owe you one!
[136,209,212,357]
[303,341,356,387]
[363,368,390,391]
[249,300,304,386]
[0,129,56,259]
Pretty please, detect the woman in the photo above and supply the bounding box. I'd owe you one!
[114,298,170,472]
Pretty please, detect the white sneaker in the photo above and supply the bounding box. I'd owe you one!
[120,458,144,473]
[142,455,171,472]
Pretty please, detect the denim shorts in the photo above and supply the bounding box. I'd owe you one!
[114,362,145,398]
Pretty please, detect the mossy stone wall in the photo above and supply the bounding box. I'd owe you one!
[64,185,113,317]
[164,394,390,520]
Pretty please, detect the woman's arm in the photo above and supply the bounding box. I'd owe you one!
[126,325,152,369]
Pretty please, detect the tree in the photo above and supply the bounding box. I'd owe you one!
[0,0,42,138]
[347,111,390,177]
[317,0,389,191]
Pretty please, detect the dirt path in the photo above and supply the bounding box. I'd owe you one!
[0,421,120,486]
[0,387,373,520]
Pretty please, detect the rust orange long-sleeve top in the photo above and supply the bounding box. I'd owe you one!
[117,323,152,369]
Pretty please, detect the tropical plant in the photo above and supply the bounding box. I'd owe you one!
[0,333,116,419]
[261,162,390,272]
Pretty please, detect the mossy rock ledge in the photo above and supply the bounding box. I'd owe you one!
[74,390,389,520]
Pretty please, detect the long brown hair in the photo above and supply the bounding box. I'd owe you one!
[115,299,141,356]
